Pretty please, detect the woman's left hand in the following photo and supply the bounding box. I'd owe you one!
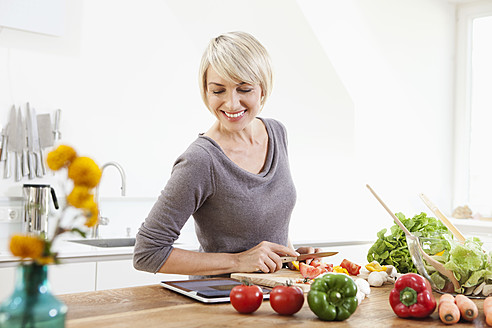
[287,246,322,269]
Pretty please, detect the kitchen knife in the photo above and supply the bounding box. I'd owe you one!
[28,104,44,177]
[26,103,36,179]
[14,107,24,181]
[37,113,53,176]
[0,127,6,162]
[19,107,29,176]
[1,125,9,179]
[4,106,16,179]
[280,251,338,263]
[53,109,61,141]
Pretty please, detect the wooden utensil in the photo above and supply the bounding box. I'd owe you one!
[419,193,466,243]
[366,184,460,290]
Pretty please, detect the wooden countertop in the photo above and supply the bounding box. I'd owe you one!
[59,284,490,328]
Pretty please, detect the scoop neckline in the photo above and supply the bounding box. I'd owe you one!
[198,117,273,177]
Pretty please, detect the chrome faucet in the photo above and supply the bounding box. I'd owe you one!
[91,161,127,238]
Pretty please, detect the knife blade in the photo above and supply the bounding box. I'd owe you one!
[14,107,24,181]
[30,105,45,176]
[26,103,36,179]
[3,106,16,179]
[280,251,338,263]
[19,107,29,177]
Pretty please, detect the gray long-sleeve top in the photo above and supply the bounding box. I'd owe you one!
[133,118,297,274]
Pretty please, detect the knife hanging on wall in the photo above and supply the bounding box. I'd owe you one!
[26,103,37,179]
[14,107,24,181]
[4,106,16,179]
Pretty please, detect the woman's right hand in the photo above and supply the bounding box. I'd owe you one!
[235,241,298,273]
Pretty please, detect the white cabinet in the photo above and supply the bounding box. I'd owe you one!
[95,260,188,291]
[0,263,96,300]
[0,267,16,300]
[50,262,96,295]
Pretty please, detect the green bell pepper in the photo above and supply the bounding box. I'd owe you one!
[307,273,358,321]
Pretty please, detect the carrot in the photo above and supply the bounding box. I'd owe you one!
[438,294,460,324]
[484,297,492,326]
[455,294,478,321]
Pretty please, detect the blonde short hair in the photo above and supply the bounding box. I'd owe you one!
[199,31,273,110]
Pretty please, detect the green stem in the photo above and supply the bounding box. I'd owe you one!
[399,287,418,307]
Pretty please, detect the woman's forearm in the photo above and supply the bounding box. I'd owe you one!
[158,248,238,276]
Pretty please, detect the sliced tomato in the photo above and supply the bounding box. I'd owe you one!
[340,259,361,276]
[310,260,333,272]
[299,262,324,279]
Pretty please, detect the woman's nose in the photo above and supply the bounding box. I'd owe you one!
[225,91,241,110]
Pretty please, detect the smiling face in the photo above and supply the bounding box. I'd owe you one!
[206,67,263,133]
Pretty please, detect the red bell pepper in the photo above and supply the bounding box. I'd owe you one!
[389,273,436,318]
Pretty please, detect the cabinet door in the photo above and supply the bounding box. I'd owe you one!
[49,262,97,295]
[0,263,96,298]
[96,260,188,291]
[0,267,16,300]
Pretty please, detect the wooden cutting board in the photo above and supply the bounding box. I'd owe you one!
[231,269,311,292]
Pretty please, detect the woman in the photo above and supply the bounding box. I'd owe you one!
[133,31,319,277]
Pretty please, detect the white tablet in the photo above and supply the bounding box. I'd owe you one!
[160,278,271,303]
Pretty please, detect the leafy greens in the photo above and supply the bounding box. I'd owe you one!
[367,212,451,274]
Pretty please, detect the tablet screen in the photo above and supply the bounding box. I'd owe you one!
[161,278,270,303]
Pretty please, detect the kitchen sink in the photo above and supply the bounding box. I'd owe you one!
[69,238,136,248]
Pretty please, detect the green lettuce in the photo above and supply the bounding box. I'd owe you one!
[367,212,451,274]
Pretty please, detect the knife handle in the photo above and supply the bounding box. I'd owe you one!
[15,152,22,181]
[280,256,297,263]
[22,149,29,176]
[34,152,43,177]
[3,150,10,179]
[0,134,7,161]
[28,151,36,179]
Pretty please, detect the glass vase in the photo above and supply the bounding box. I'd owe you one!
[0,263,67,328]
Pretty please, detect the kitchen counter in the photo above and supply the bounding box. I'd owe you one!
[0,239,136,268]
[60,283,489,328]
[0,238,374,268]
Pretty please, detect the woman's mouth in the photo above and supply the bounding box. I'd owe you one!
[222,110,246,119]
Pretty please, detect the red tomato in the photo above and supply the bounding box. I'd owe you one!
[340,259,361,275]
[269,285,305,315]
[299,262,324,279]
[230,284,263,314]
[310,260,334,272]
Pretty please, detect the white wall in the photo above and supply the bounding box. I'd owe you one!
[0,0,455,244]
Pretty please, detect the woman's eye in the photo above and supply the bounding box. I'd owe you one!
[211,90,225,95]
[238,89,252,93]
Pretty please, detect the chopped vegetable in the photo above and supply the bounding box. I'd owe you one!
[367,212,451,274]
[454,294,478,321]
[389,273,436,318]
[333,266,349,275]
[340,259,361,275]
[291,260,300,271]
[307,273,358,321]
[300,262,324,279]
[438,294,460,324]
[425,236,492,293]
[365,261,387,272]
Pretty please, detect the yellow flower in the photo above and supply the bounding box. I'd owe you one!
[68,157,102,188]
[46,145,77,171]
[81,199,99,228]
[9,235,44,260]
[67,186,93,208]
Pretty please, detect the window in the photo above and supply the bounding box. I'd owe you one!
[453,1,492,217]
